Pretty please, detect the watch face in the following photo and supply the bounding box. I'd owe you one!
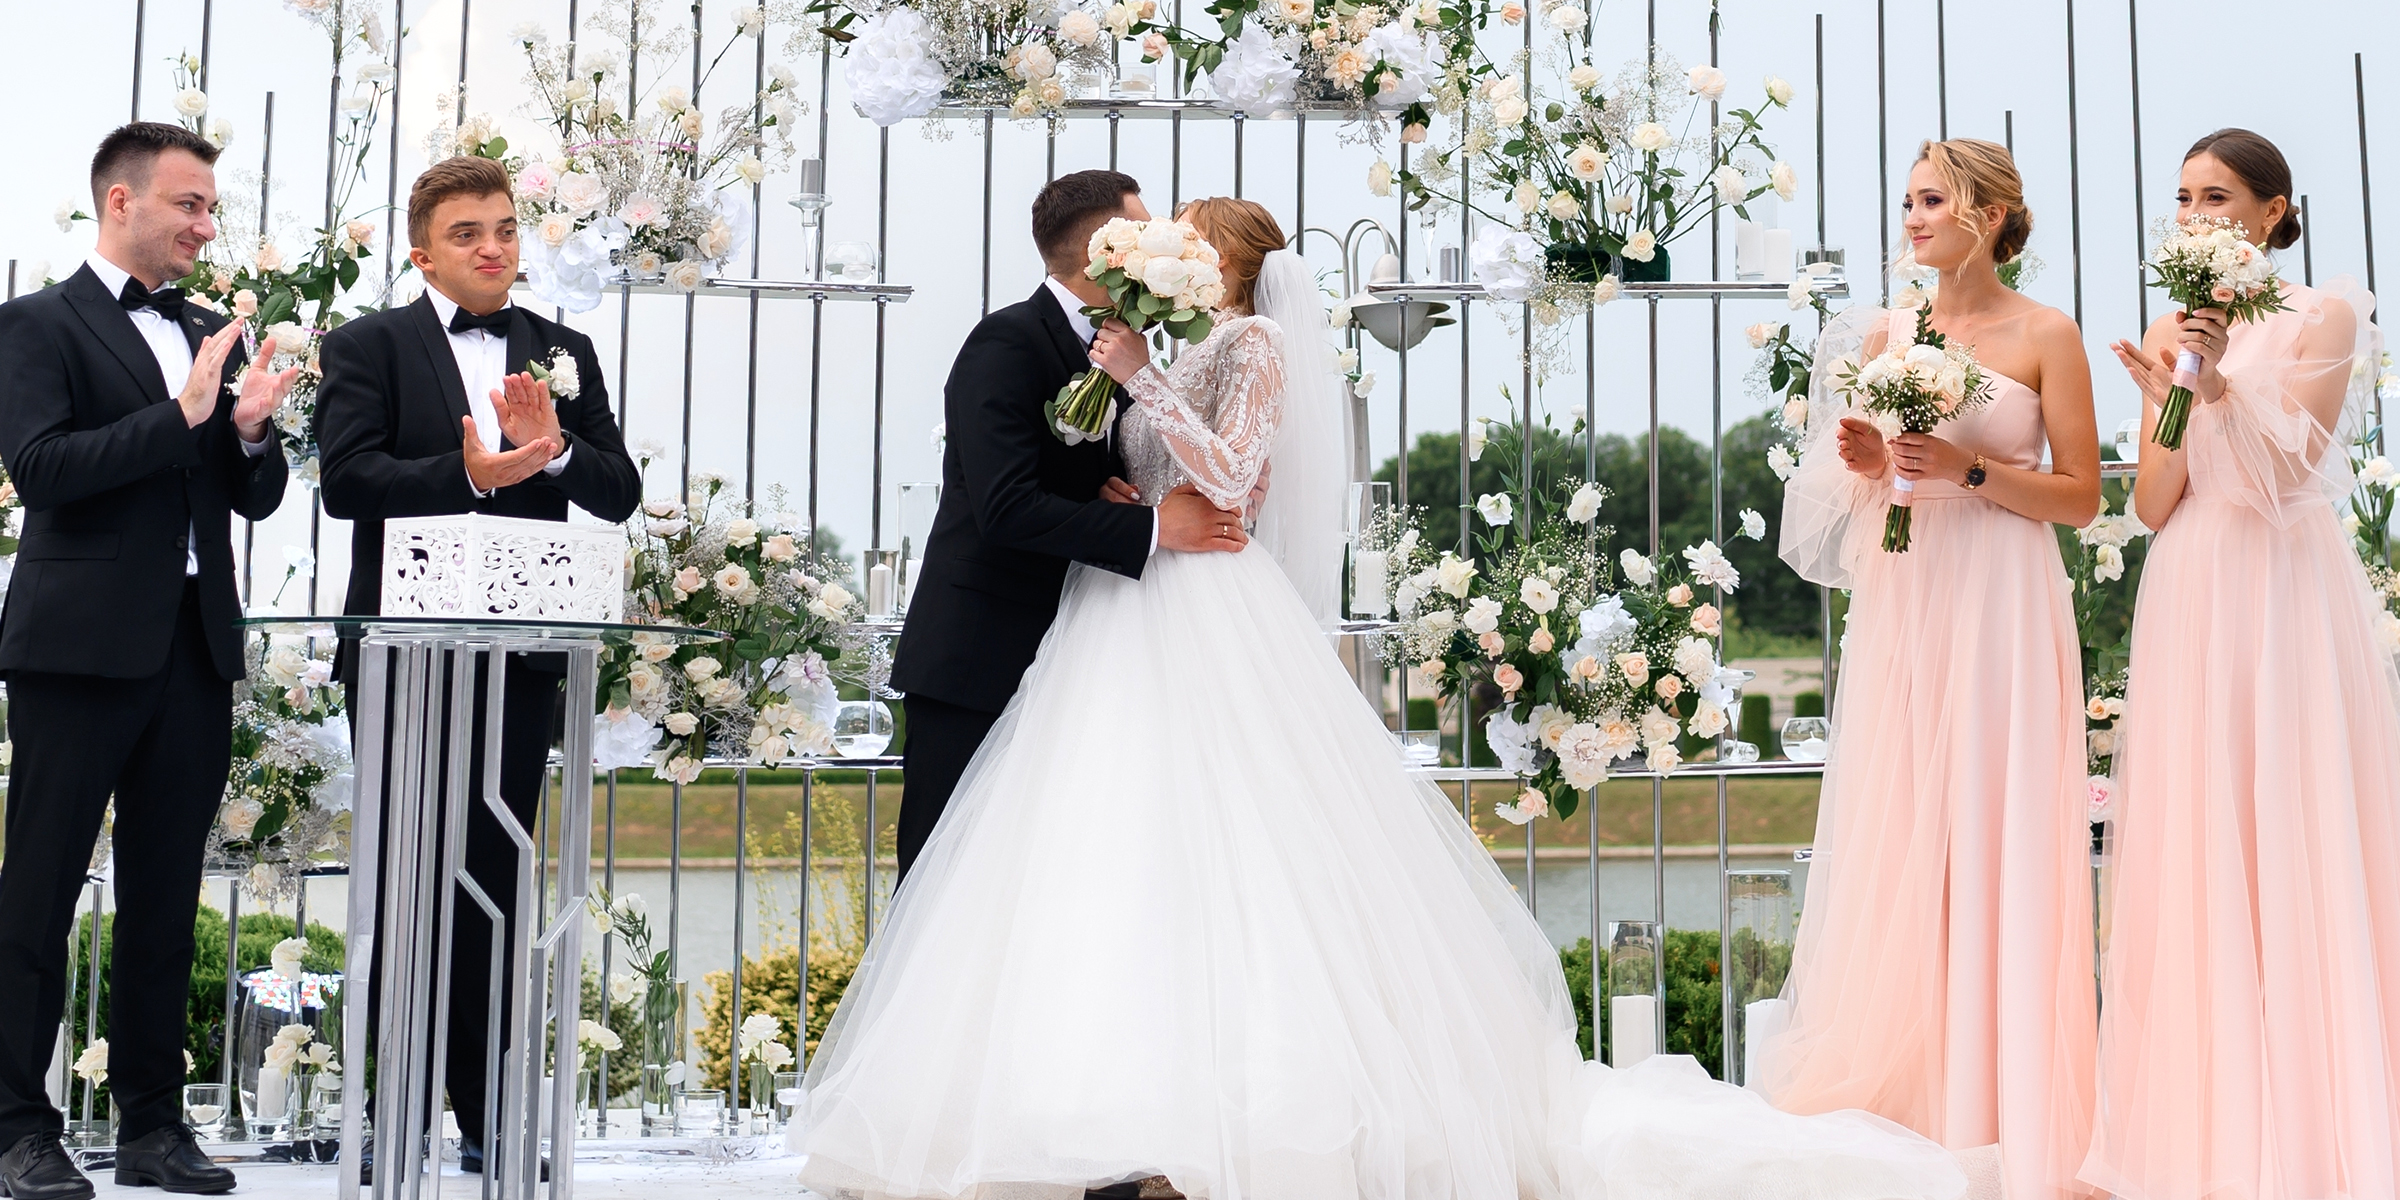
[1965,466,1986,487]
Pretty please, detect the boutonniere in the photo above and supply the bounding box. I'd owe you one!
[526,349,580,400]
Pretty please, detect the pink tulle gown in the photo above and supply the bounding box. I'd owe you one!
[1769,306,2099,1200]
[2079,280,2400,1200]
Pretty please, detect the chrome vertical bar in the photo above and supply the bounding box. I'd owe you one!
[2127,0,2146,327]
[1710,7,1734,1083]
[795,769,814,1068]
[2065,0,2085,325]
[79,883,101,1132]
[2363,56,2385,445]
[865,771,879,943]
[2302,196,2314,287]
[128,0,145,119]
[548,644,599,1200]
[730,765,749,1064]
[381,0,407,297]
[218,882,240,1123]
[241,92,277,608]
[981,111,995,317]
[596,769,618,1137]
[1934,0,1947,139]
[1293,110,1306,240]
[1232,111,1245,197]
[338,642,392,1200]
[425,644,479,1200]
[1876,0,1889,303]
[1814,16,1826,249]
[807,293,826,552]
[679,296,696,496]
[668,776,683,981]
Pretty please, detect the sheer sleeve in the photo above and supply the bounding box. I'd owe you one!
[1123,317,1287,510]
[1779,305,1902,588]
[2187,278,2380,530]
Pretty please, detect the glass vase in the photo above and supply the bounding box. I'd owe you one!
[1725,870,1797,1087]
[1605,920,1661,1068]
[747,1062,776,1135]
[639,978,688,1135]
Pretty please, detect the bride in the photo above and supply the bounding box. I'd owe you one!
[793,196,1968,1200]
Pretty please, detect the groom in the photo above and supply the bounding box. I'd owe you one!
[891,170,1248,883]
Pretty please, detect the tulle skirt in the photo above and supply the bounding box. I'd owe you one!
[2080,494,2400,1200]
[795,544,1967,1200]
[1754,494,2097,1200]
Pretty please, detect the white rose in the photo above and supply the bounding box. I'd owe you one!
[1520,576,1559,613]
[1745,321,1779,350]
[1565,142,1609,182]
[1463,597,1505,635]
[1511,180,1541,214]
[1606,192,1635,215]
[1765,74,1794,105]
[1367,159,1394,198]
[1771,160,1798,201]
[1547,190,1582,221]
[1622,228,1657,262]
[725,518,760,546]
[1591,275,1622,307]
[1435,553,1478,598]
[684,656,722,682]
[1739,508,1767,540]
[175,87,210,118]
[665,259,707,292]
[1566,482,1604,523]
[1686,64,1727,99]
[1547,4,1585,32]
[1136,219,1190,258]
[1568,63,1601,92]
[1630,122,1670,153]
[1060,10,1101,44]
[663,711,699,736]
[270,937,310,981]
[1476,492,1514,527]
[1140,256,1195,299]
[1713,165,1747,203]
[537,212,578,248]
[1494,96,1529,127]
[1619,548,1655,587]
[1767,443,1797,480]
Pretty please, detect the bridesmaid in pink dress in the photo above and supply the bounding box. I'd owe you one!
[1768,138,2104,1200]
[2080,129,2400,1200]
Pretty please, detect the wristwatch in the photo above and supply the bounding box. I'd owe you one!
[1962,454,1988,490]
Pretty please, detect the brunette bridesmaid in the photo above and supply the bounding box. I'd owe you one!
[1768,138,2103,1200]
[2080,128,2400,1200]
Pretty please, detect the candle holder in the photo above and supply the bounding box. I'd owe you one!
[1606,920,1661,1068]
[863,549,901,618]
[786,158,829,278]
[1346,481,1393,619]
[897,482,941,611]
[1726,870,1796,1087]
[834,700,895,758]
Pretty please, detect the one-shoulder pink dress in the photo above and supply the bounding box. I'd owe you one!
[1770,306,2100,1200]
[2080,280,2400,1200]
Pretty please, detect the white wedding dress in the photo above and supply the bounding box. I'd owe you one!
[794,257,1968,1200]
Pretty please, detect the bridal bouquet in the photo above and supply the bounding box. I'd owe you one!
[1048,218,1224,444]
[1830,308,1996,552]
[505,2,802,311]
[210,637,353,904]
[2143,215,2290,449]
[601,472,865,782]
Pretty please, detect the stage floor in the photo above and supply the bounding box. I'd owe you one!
[89,1147,810,1199]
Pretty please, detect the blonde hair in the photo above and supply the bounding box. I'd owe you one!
[1915,138,2033,264]
[1177,196,1286,313]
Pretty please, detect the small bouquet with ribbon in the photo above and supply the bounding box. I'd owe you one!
[1048,218,1224,444]
[2143,215,2289,449]
[1832,309,1996,552]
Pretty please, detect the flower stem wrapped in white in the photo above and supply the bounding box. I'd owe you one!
[1831,309,1997,552]
[2143,215,2291,448]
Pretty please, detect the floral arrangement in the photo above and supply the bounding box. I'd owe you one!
[1829,307,1995,552]
[1049,217,1225,444]
[165,51,237,151]
[819,0,1127,123]
[173,9,399,476]
[1132,0,1452,121]
[2346,410,2400,650]
[2142,215,2289,449]
[589,890,688,1104]
[598,470,865,782]
[505,1,802,311]
[208,635,352,904]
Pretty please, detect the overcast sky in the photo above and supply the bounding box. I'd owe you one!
[4,0,2395,609]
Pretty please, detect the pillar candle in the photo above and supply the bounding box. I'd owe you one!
[1743,997,1790,1090]
[1350,550,1389,617]
[1735,220,1765,280]
[1763,228,1797,282]
[257,1065,288,1119]
[866,563,895,617]
[1609,994,1658,1068]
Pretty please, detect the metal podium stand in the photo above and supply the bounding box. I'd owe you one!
[239,617,723,1200]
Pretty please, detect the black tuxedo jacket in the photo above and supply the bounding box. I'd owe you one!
[0,265,288,681]
[889,284,1153,713]
[315,294,642,640]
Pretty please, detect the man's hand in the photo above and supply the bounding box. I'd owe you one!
[1100,476,1142,504]
[491,372,564,463]
[1156,483,1247,553]
[177,324,247,429]
[463,415,555,494]
[229,335,301,443]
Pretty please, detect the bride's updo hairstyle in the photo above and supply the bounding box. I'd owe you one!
[1178,197,1286,314]
[1916,138,2033,264]
[2184,128,2304,250]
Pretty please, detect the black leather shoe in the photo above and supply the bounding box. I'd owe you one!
[0,1133,93,1200]
[112,1125,233,1195]
[457,1140,548,1182]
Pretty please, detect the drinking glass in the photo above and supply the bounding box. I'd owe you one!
[773,1072,804,1127]
[183,1084,228,1141]
[1398,729,1442,766]
[833,700,895,758]
[1780,717,1830,762]
[677,1088,728,1136]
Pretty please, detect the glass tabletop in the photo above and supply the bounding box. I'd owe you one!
[237,614,728,645]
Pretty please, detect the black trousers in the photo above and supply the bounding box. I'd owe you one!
[894,694,1003,884]
[0,581,229,1147]
[355,651,560,1148]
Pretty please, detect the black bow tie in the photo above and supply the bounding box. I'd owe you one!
[118,278,185,319]
[447,306,512,336]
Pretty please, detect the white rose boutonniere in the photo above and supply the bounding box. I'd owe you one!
[528,350,580,400]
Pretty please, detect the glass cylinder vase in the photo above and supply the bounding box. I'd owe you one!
[1725,870,1797,1087]
[639,978,688,1135]
[1605,920,1661,1068]
[747,1061,776,1135]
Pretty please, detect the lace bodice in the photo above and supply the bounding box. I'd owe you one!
[1118,315,1286,510]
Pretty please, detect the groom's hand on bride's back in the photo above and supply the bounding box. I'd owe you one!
[1156,484,1248,553]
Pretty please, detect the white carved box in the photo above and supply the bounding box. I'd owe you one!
[380,514,627,623]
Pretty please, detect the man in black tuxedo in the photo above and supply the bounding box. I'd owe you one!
[315,155,640,1174]
[890,170,1249,883]
[0,123,296,1200]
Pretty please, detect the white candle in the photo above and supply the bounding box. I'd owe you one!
[899,560,920,608]
[257,1066,288,1119]
[1350,550,1389,617]
[1610,994,1658,1068]
[1763,228,1797,282]
[1735,220,1765,279]
[866,563,895,617]
[1743,997,1790,1089]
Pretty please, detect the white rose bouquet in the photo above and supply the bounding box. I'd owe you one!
[211,637,352,903]
[603,470,865,781]
[2143,215,2290,449]
[1830,307,1996,552]
[1049,218,1224,444]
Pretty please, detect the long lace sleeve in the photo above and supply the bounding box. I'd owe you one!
[2186,279,2378,529]
[1779,306,1901,588]
[1123,317,1287,510]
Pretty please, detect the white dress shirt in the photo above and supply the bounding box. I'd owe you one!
[426,288,571,497]
[84,253,272,575]
[1045,276,1156,556]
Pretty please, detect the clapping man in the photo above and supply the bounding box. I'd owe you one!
[0,122,295,1200]
[315,155,640,1176]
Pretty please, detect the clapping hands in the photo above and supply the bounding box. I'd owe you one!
[180,325,300,440]
[462,372,562,493]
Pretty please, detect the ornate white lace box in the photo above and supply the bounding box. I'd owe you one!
[380,514,627,623]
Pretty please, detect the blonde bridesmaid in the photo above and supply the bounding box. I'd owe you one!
[1768,138,2103,1199]
[2080,128,2400,1200]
